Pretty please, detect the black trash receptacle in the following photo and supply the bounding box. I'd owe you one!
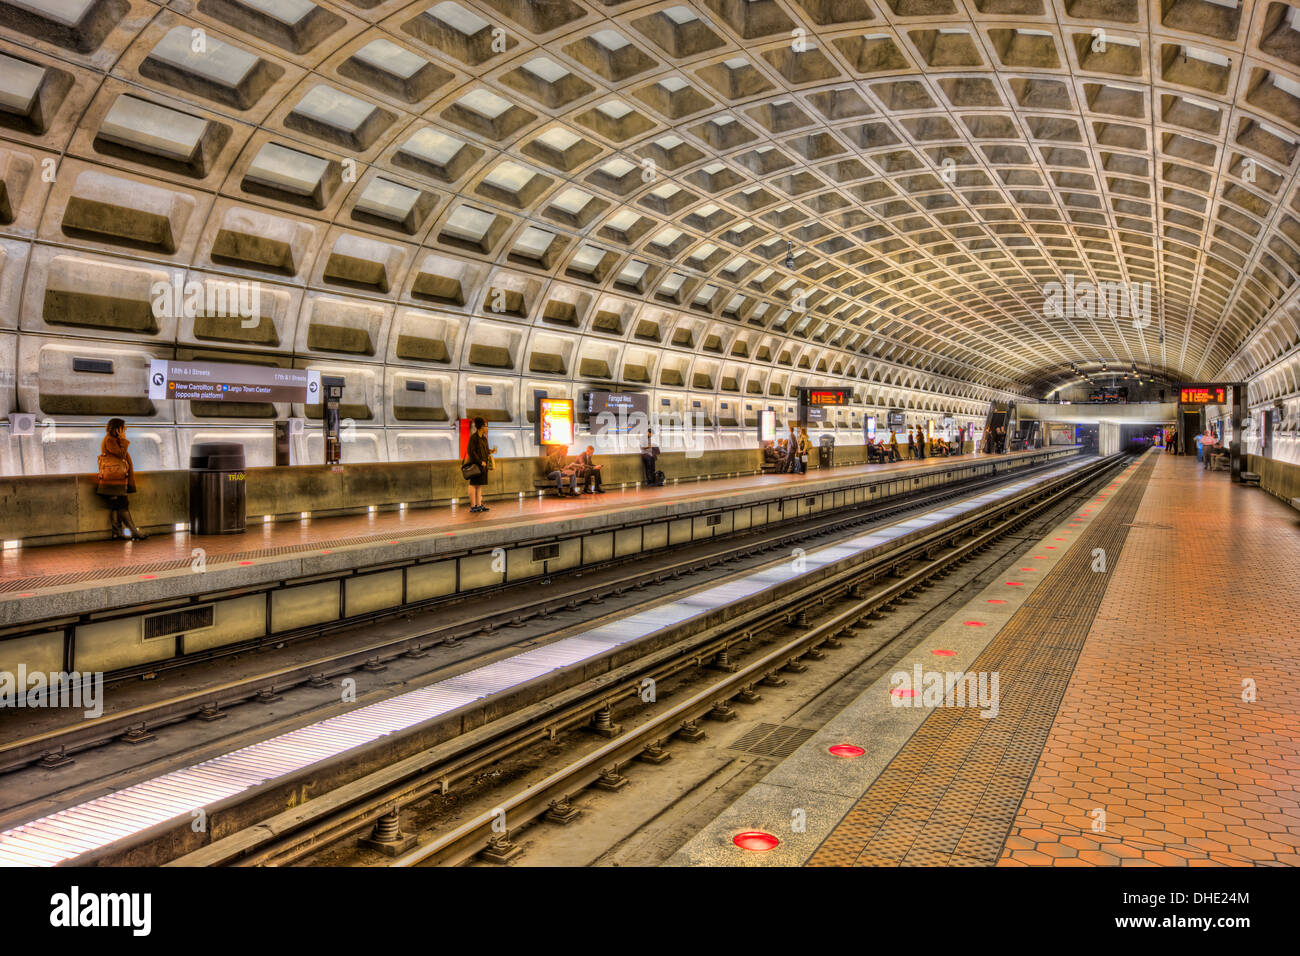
[818,435,835,469]
[189,442,246,535]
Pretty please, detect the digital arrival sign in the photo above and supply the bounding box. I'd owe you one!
[150,360,321,404]
[1179,384,1228,405]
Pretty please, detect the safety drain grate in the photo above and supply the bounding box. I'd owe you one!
[729,723,818,758]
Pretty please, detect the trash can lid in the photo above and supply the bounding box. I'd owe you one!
[190,442,245,470]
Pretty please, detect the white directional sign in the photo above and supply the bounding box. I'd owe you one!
[149,360,321,404]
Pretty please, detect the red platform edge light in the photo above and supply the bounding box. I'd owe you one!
[238,560,254,565]
[932,648,957,657]
[986,599,1008,604]
[1005,581,1024,587]
[891,687,918,697]
[734,831,780,851]
[963,620,986,627]
[828,744,865,758]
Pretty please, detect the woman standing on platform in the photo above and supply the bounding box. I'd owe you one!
[464,417,493,513]
[96,418,148,541]
[798,427,812,474]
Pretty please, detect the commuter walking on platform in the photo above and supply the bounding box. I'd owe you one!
[888,428,900,462]
[785,427,801,474]
[97,418,147,541]
[464,417,492,513]
[916,427,926,460]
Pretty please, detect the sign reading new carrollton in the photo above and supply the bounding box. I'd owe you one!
[150,360,322,404]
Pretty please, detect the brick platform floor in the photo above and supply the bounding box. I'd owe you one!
[806,454,1156,866]
[999,454,1300,866]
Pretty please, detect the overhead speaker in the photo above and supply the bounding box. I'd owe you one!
[7,413,35,436]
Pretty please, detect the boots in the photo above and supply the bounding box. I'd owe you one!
[120,509,148,540]
[109,509,128,540]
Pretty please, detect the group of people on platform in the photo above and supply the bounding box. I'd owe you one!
[762,426,814,474]
[542,444,607,496]
[981,424,1008,454]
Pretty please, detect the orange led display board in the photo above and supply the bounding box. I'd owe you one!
[1179,385,1227,405]
[804,388,850,406]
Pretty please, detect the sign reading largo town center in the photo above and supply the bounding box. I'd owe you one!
[149,360,322,404]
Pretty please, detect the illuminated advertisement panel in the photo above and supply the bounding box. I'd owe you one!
[758,409,777,443]
[866,415,877,441]
[535,397,575,447]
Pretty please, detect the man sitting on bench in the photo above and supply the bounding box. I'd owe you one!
[544,446,582,496]
[641,429,662,485]
[576,445,604,494]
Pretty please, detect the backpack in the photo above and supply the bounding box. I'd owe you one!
[653,470,665,486]
[98,454,129,484]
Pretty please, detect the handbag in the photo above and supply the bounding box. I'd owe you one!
[461,461,482,480]
[98,454,129,483]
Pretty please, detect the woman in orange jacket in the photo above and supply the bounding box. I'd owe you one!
[97,418,148,540]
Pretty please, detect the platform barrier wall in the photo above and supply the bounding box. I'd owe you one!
[1,447,771,545]
[0,441,989,545]
[1247,454,1300,505]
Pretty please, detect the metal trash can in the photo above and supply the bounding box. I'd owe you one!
[818,435,835,469]
[189,442,246,535]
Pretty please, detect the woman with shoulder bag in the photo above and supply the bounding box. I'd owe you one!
[97,418,148,540]
[463,417,493,513]
[798,427,812,474]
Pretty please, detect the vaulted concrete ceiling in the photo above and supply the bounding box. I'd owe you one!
[4,0,1300,403]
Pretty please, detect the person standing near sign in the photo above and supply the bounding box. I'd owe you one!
[464,417,492,513]
[97,418,148,540]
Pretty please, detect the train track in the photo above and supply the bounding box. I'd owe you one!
[143,454,1128,869]
[0,455,1076,777]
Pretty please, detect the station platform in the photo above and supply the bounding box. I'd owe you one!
[671,450,1300,867]
[0,447,1078,677]
[0,451,1025,599]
